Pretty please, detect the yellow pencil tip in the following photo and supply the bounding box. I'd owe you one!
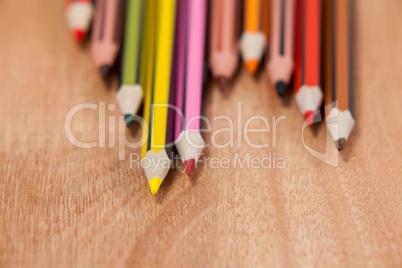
[245,60,259,74]
[149,178,162,195]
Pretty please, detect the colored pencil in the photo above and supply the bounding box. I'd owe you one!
[209,0,240,89]
[239,0,267,74]
[294,0,323,126]
[323,0,332,123]
[65,0,94,42]
[140,0,157,161]
[116,0,144,126]
[172,0,187,156]
[262,0,270,56]
[164,0,183,162]
[267,0,295,96]
[91,0,125,79]
[141,0,176,195]
[324,0,355,151]
[175,0,207,176]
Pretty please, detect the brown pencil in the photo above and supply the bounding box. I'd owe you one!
[324,0,355,151]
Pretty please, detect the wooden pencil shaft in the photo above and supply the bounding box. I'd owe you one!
[323,0,333,107]
[323,0,352,112]
[208,0,239,79]
[303,0,321,87]
[140,0,157,159]
[262,0,270,43]
[150,0,176,151]
[173,0,187,141]
[335,0,350,111]
[91,0,125,67]
[184,0,207,131]
[244,0,263,32]
[210,0,238,53]
[267,0,295,86]
[121,0,144,85]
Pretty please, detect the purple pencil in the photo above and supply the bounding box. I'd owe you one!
[173,0,187,147]
[166,0,186,156]
[175,0,207,176]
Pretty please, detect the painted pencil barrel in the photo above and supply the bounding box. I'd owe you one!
[294,0,323,124]
[91,0,125,79]
[209,0,239,84]
[324,0,355,150]
[267,0,295,96]
[239,0,267,74]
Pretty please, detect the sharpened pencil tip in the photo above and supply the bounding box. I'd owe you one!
[304,110,315,126]
[217,77,228,90]
[184,158,195,176]
[149,178,162,195]
[73,29,85,42]
[99,65,111,80]
[275,81,286,97]
[336,138,346,151]
[124,114,133,127]
[245,60,259,74]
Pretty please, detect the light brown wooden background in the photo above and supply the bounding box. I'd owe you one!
[1,0,401,267]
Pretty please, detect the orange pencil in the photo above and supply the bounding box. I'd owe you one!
[91,0,125,79]
[324,0,355,150]
[294,0,323,125]
[65,0,94,42]
[239,0,268,74]
[267,0,295,96]
[209,0,240,89]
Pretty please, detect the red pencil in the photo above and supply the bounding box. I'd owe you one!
[294,0,323,125]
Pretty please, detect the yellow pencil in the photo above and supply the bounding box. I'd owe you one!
[140,0,157,160]
[141,0,176,195]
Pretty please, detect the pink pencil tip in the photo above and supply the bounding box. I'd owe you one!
[184,159,195,176]
[304,111,315,126]
[73,29,85,42]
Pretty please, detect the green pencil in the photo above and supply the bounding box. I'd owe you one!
[116,0,145,126]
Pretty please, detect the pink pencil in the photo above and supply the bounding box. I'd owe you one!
[175,0,207,176]
[91,0,125,79]
[208,0,239,89]
[267,0,296,96]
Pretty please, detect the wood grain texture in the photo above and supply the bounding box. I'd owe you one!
[0,0,401,267]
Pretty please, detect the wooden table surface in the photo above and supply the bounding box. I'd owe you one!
[1,0,401,267]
